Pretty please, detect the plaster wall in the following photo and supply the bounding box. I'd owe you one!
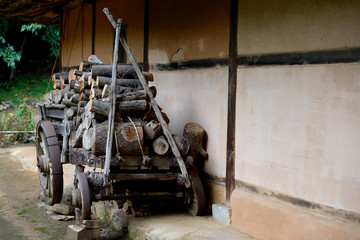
[238,0,360,55]
[235,63,360,214]
[151,68,228,178]
[148,0,229,63]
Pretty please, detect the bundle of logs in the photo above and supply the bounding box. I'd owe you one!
[39,61,207,163]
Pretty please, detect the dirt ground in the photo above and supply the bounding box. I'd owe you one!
[0,143,73,240]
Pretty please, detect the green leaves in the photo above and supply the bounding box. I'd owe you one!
[21,23,60,57]
[20,23,44,35]
[0,36,21,68]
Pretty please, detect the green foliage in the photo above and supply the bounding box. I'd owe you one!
[17,209,28,215]
[0,101,36,143]
[0,36,21,68]
[0,74,49,144]
[21,23,60,57]
[20,23,43,35]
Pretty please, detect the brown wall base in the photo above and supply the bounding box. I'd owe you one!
[230,188,360,240]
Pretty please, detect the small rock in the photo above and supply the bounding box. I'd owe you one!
[46,210,54,215]
[52,203,74,215]
[50,215,75,221]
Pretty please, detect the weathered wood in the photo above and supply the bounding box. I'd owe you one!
[92,121,143,156]
[80,92,89,101]
[88,99,147,116]
[83,114,92,129]
[82,128,94,151]
[44,106,65,119]
[90,87,102,99]
[142,107,170,124]
[79,61,101,72]
[53,80,61,90]
[91,64,141,79]
[53,89,69,104]
[104,19,123,184]
[103,7,190,187]
[143,120,162,140]
[65,120,75,136]
[64,91,75,100]
[96,76,143,88]
[66,107,76,118]
[70,94,80,104]
[143,72,153,82]
[53,72,69,82]
[153,135,169,155]
[69,131,81,148]
[173,134,190,156]
[52,122,65,135]
[62,99,78,107]
[68,148,103,168]
[183,122,208,160]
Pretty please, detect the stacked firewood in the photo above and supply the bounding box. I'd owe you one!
[39,61,192,163]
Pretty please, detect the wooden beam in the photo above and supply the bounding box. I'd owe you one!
[143,0,149,72]
[91,0,96,55]
[225,0,238,206]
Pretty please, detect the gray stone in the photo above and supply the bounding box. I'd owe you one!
[212,203,232,225]
[66,224,100,240]
[52,203,74,215]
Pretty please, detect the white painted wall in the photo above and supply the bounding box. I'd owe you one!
[151,68,228,178]
[235,63,360,213]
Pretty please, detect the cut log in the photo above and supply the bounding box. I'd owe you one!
[82,128,94,151]
[83,115,92,129]
[143,120,162,140]
[53,72,69,82]
[53,80,61,90]
[173,134,190,156]
[79,61,101,72]
[69,123,85,148]
[66,107,76,118]
[64,91,75,100]
[153,136,169,155]
[70,94,80,104]
[62,99,78,107]
[91,64,141,79]
[142,72,154,82]
[92,121,143,156]
[69,131,81,148]
[88,99,147,116]
[96,76,143,89]
[183,122,208,160]
[65,120,75,136]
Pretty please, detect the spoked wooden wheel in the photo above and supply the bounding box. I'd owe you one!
[71,172,91,220]
[36,120,63,205]
[187,169,206,216]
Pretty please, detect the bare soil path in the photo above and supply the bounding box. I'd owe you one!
[0,144,72,240]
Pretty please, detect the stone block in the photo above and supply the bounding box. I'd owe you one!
[212,203,232,225]
[66,224,100,240]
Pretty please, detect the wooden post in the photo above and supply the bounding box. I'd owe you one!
[225,0,238,206]
[103,8,191,188]
[104,18,122,186]
[143,0,149,72]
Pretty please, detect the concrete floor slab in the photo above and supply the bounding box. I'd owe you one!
[127,214,258,240]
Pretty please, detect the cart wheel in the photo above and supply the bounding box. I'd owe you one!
[187,169,206,216]
[36,120,63,205]
[71,172,91,220]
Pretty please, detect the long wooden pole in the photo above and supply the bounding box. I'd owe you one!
[103,18,122,186]
[103,8,191,188]
[225,0,238,206]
